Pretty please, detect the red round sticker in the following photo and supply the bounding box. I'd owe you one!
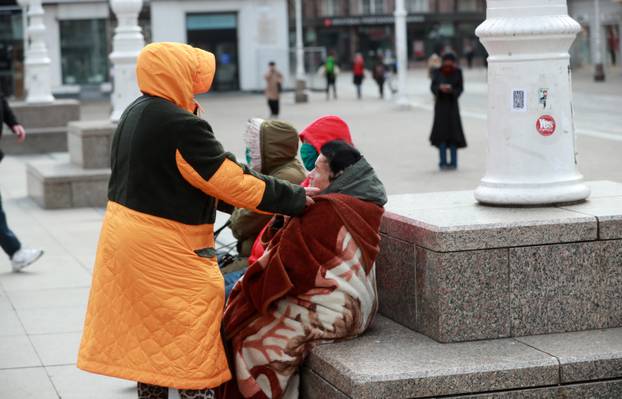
[536,115,556,136]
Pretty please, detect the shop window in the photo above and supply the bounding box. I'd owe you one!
[360,0,385,14]
[407,0,429,12]
[456,0,480,12]
[60,19,109,85]
[437,0,455,13]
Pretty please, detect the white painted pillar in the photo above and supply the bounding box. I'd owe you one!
[110,0,145,122]
[474,0,590,205]
[24,0,54,103]
[294,0,308,103]
[591,0,605,81]
[394,0,409,107]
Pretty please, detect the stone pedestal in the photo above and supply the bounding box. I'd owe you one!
[1,100,80,154]
[27,120,114,209]
[294,80,308,103]
[301,180,622,398]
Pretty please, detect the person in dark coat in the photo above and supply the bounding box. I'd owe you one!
[372,55,386,99]
[429,53,467,170]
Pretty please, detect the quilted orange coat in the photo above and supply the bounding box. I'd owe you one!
[77,43,306,390]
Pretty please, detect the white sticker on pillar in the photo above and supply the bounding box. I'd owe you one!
[511,89,527,112]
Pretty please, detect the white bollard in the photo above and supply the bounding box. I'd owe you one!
[294,0,308,103]
[24,0,54,104]
[474,0,590,205]
[110,0,145,122]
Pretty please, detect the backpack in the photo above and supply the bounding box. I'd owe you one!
[325,57,335,75]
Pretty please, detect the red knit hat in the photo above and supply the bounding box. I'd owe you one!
[299,115,353,152]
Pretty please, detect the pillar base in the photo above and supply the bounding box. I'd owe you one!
[594,64,606,82]
[474,177,591,206]
[294,79,308,103]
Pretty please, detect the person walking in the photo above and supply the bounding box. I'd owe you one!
[352,53,365,100]
[372,55,386,99]
[0,93,43,272]
[264,61,283,118]
[77,43,316,399]
[429,53,467,170]
[323,53,338,100]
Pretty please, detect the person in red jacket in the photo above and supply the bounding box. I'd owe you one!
[246,115,353,266]
[352,53,365,100]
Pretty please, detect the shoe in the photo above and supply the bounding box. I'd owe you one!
[11,248,44,272]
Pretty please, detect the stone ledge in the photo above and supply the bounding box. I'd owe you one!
[305,316,558,399]
[68,120,115,169]
[303,316,622,398]
[68,120,116,137]
[8,99,80,129]
[27,160,110,209]
[381,181,622,252]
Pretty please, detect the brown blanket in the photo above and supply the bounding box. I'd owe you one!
[217,194,383,399]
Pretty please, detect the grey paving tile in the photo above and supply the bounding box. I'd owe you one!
[6,287,89,310]
[0,256,92,292]
[47,365,136,399]
[16,306,86,335]
[0,308,26,336]
[0,335,41,369]
[0,367,58,399]
[30,332,82,367]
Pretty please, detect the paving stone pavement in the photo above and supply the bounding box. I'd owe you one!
[0,66,620,398]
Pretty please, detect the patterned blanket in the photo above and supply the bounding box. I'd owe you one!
[217,194,384,399]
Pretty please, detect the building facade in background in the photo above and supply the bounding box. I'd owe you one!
[290,0,486,68]
[0,0,287,97]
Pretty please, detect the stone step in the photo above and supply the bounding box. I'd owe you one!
[376,180,622,343]
[27,158,110,209]
[68,120,116,169]
[301,315,622,399]
[2,99,80,155]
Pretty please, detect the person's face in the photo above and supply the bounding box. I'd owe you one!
[309,154,332,191]
[442,59,455,68]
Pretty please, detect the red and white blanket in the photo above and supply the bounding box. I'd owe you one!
[217,194,384,399]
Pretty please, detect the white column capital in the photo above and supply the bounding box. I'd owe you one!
[24,0,54,103]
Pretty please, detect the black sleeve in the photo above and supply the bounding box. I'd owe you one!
[1,96,18,129]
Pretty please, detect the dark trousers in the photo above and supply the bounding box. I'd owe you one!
[0,194,21,258]
[137,382,214,399]
[267,99,279,117]
[326,74,337,99]
[375,79,385,98]
[439,143,458,167]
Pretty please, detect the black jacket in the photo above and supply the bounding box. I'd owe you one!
[1,94,18,134]
[429,67,467,149]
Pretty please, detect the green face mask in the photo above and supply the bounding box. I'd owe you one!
[245,147,252,166]
[300,143,319,171]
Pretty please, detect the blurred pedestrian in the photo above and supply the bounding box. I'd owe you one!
[429,53,467,170]
[352,53,365,99]
[0,93,44,272]
[464,41,475,69]
[264,61,283,118]
[372,56,386,99]
[321,52,339,100]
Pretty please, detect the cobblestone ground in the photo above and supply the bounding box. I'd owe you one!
[0,66,620,398]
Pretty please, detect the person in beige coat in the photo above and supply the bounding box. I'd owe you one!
[264,61,283,118]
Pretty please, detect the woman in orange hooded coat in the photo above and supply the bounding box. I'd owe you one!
[77,43,310,399]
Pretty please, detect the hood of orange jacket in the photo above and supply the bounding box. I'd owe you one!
[136,42,216,113]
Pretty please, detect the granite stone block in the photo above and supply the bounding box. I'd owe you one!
[510,242,611,337]
[562,196,622,240]
[518,327,622,384]
[416,247,510,342]
[376,234,417,330]
[300,368,349,399]
[381,200,597,252]
[602,240,622,328]
[71,179,109,208]
[68,120,115,169]
[306,316,558,399]
[448,379,622,398]
[8,99,80,129]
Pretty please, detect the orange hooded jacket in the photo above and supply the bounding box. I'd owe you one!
[77,42,306,390]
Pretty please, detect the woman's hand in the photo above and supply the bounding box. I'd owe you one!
[304,187,320,206]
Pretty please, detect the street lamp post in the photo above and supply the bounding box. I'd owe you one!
[474,0,590,205]
[592,0,605,81]
[394,0,409,107]
[109,0,145,122]
[294,0,308,103]
[24,0,54,103]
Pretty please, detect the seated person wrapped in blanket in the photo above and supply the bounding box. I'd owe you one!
[222,119,306,296]
[217,140,387,399]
